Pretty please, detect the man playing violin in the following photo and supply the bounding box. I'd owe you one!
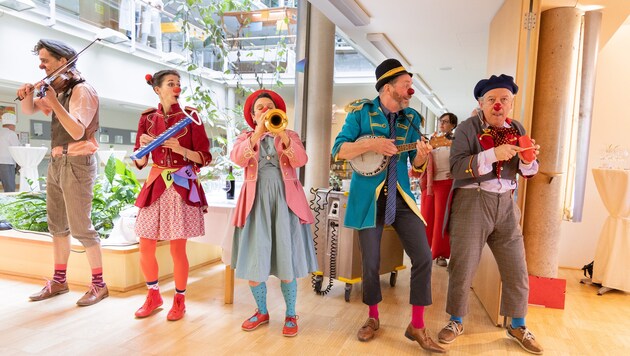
[332,58,445,353]
[439,74,543,354]
[17,39,107,306]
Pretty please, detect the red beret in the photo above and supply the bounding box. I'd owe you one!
[243,89,286,129]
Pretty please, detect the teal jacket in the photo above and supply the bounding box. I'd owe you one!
[332,97,427,230]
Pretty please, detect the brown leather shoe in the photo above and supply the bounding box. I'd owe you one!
[438,320,464,344]
[29,280,69,301]
[357,317,379,342]
[405,323,446,353]
[76,284,109,306]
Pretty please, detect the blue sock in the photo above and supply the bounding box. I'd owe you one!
[511,317,526,328]
[281,279,297,318]
[250,282,268,315]
[450,315,463,324]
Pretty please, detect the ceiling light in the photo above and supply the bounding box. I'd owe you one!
[366,33,410,68]
[96,28,129,44]
[161,52,187,65]
[330,0,370,27]
[412,75,432,96]
[430,95,444,109]
[0,0,36,11]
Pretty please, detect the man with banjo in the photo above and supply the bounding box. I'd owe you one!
[332,58,444,353]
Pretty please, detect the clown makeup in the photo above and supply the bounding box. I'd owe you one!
[479,88,514,128]
[387,74,413,110]
[38,48,66,77]
[253,97,276,126]
[155,74,181,109]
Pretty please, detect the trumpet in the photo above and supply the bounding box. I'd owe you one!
[263,108,288,134]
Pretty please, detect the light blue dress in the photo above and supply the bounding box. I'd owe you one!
[231,136,318,282]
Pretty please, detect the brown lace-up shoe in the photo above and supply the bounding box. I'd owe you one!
[357,317,379,342]
[438,320,464,344]
[29,280,69,301]
[405,323,446,353]
[507,325,544,354]
[76,284,109,306]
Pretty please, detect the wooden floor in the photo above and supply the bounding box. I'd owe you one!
[0,261,628,355]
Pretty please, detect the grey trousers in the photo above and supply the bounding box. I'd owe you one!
[447,188,529,318]
[0,164,16,192]
[358,191,433,306]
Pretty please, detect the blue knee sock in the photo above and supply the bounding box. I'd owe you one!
[281,279,297,317]
[511,317,526,328]
[250,282,268,315]
[450,315,463,324]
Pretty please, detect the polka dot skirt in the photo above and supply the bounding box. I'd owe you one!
[135,186,205,240]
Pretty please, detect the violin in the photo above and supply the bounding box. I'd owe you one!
[15,38,101,101]
[36,68,81,98]
[429,133,453,148]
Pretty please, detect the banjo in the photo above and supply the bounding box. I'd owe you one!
[348,135,451,177]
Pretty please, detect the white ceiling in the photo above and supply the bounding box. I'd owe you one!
[308,0,505,119]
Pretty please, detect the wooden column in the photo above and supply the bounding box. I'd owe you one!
[523,7,582,278]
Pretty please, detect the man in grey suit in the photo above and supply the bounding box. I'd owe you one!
[438,74,544,355]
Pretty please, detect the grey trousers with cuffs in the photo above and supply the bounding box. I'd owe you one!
[446,187,529,318]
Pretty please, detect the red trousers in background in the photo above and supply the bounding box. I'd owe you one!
[420,179,453,260]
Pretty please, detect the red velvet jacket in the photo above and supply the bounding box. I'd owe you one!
[133,103,212,209]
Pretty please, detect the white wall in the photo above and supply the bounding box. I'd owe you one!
[557,21,630,268]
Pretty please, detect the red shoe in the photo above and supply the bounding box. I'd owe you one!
[241,310,270,331]
[135,289,163,318]
[282,316,299,337]
[167,294,186,321]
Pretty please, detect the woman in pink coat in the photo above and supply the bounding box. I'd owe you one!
[230,89,318,337]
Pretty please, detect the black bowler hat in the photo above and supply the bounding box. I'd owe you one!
[375,58,413,92]
[473,74,519,99]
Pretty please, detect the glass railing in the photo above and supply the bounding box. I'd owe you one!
[27,0,297,74]
[22,1,369,79]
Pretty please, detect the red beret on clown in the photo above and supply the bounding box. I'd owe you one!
[243,89,286,129]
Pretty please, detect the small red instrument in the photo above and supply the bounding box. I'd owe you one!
[518,135,536,162]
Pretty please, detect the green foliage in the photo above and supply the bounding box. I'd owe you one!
[0,192,48,232]
[91,156,141,237]
[0,157,140,238]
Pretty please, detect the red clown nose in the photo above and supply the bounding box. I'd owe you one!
[173,87,181,94]
[493,103,502,111]
[261,107,269,113]
[407,88,415,96]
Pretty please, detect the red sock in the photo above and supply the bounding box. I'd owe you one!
[369,304,379,319]
[411,305,425,329]
[91,267,105,288]
[53,264,67,284]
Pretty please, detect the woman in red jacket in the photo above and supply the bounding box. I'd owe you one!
[230,89,317,337]
[131,69,212,321]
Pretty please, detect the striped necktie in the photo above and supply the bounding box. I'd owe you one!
[384,112,398,226]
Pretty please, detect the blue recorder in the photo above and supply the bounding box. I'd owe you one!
[130,110,202,160]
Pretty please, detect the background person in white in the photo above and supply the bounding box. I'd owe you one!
[0,113,21,192]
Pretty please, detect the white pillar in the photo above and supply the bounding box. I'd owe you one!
[302,6,335,192]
